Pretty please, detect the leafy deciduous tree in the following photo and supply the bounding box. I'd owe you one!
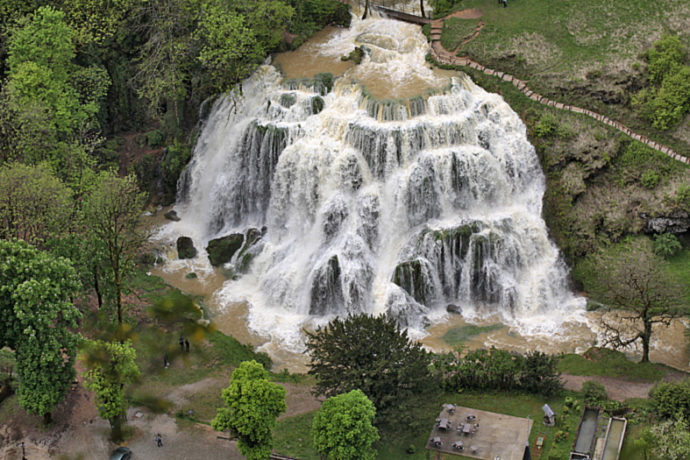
[212,360,286,460]
[83,173,146,324]
[0,162,73,246]
[588,239,686,363]
[312,389,378,460]
[0,239,81,423]
[82,339,141,441]
[650,414,690,459]
[305,314,435,425]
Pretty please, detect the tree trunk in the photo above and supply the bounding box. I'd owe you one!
[111,414,124,442]
[363,0,369,19]
[93,264,103,309]
[640,320,652,363]
[420,0,425,18]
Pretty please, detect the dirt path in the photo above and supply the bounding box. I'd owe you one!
[561,373,654,401]
[428,9,690,165]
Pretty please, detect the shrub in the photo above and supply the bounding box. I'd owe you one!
[438,347,562,395]
[650,379,690,419]
[582,381,608,404]
[147,129,165,148]
[641,170,660,189]
[534,113,558,138]
[646,34,685,85]
[654,233,682,258]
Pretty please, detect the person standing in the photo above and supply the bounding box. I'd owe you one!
[185,339,190,353]
[179,336,184,352]
[156,433,163,447]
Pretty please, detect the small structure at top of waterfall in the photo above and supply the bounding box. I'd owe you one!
[542,404,556,426]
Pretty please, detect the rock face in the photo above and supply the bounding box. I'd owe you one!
[176,236,197,259]
[447,304,462,314]
[206,233,244,266]
[164,209,181,221]
[642,211,690,234]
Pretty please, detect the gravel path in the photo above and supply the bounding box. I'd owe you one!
[561,373,654,401]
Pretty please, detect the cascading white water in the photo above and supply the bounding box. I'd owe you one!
[162,13,585,352]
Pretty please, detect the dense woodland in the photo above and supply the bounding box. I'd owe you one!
[1,0,690,458]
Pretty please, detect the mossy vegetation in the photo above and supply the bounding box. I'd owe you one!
[441,323,504,346]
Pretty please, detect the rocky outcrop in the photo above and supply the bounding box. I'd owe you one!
[447,304,462,314]
[642,211,690,234]
[176,236,197,259]
[206,233,244,266]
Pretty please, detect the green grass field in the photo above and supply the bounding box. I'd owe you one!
[558,348,667,382]
[440,17,480,51]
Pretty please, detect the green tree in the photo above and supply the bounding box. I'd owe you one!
[195,1,262,93]
[82,339,141,441]
[132,0,197,119]
[1,6,109,185]
[312,389,378,460]
[212,360,286,460]
[0,239,81,423]
[83,173,146,324]
[587,239,686,363]
[0,162,73,246]
[305,314,435,425]
[650,414,690,459]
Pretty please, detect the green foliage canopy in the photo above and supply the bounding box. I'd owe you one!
[82,339,141,441]
[0,162,73,246]
[212,360,286,460]
[312,389,378,460]
[0,239,81,421]
[305,314,435,425]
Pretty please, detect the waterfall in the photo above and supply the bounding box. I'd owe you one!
[164,14,584,350]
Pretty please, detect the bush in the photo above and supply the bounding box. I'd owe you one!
[147,129,165,148]
[534,113,558,138]
[641,170,660,189]
[646,34,686,85]
[650,379,690,419]
[438,347,562,396]
[582,381,608,404]
[654,233,682,258]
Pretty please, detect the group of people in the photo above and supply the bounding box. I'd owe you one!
[163,335,191,368]
[179,336,190,353]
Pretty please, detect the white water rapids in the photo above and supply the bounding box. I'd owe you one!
[156,12,586,355]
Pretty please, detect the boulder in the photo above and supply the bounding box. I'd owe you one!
[446,304,462,314]
[176,236,197,259]
[206,233,244,266]
[164,210,181,221]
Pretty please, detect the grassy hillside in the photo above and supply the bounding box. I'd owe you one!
[442,0,690,157]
